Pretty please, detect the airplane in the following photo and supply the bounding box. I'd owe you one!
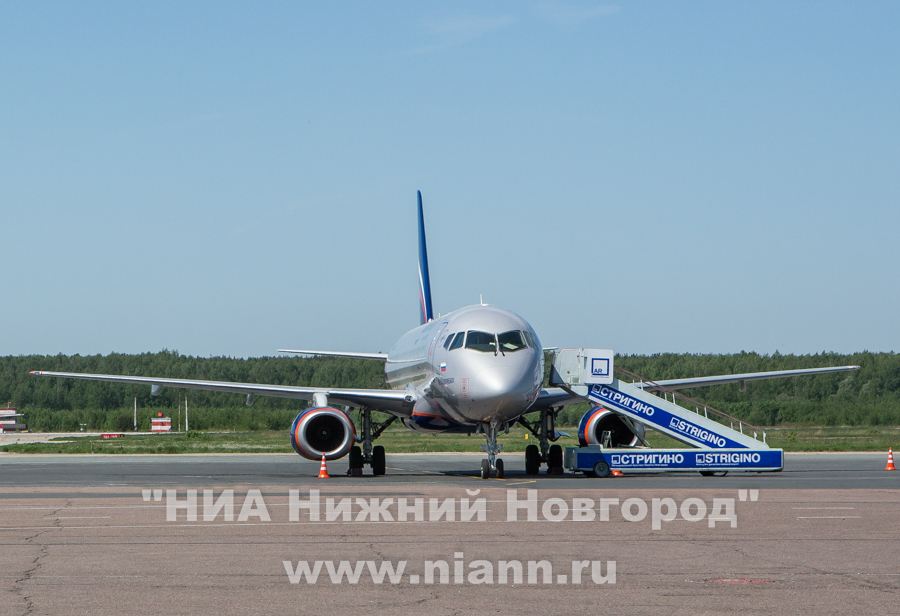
[30,191,860,478]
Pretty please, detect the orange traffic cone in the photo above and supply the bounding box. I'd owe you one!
[611,470,623,477]
[887,448,896,471]
[318,454,330,478]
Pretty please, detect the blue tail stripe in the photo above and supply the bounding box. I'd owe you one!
[417,190,434,325]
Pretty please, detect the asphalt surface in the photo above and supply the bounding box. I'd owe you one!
[0,451,896,490]
[1,453,898,615]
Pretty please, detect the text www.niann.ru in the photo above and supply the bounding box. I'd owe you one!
[283,554,615,585]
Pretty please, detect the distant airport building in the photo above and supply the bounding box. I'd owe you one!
[0,407,26,432]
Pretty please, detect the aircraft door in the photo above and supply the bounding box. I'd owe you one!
[429,322,450,358]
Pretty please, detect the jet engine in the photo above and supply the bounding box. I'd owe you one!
[290,407,356,461]
[578,406,645,448]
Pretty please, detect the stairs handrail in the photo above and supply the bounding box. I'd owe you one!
[613,366,767,443]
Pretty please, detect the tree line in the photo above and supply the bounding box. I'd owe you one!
[1,350,898,431]
[0,351,384,432]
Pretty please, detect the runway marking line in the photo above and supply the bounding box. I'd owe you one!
[9,511,807,531]
[797,516,861,519]
[386,467,458,477]
[708,578,775,584]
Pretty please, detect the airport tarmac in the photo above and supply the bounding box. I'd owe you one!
[0,451,896,490]
[1,453,898,615]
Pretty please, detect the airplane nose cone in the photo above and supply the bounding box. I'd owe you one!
[475,366,516,395]
[472,366,533,419]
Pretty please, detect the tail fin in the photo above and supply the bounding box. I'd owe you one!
[417,190,434,325]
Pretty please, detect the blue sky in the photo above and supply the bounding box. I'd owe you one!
[2,1,897,358]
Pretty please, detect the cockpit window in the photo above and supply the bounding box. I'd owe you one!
[465,331,496,353]
[443,333,456,349]
[498,330,527,352]
[448,332,465,351]
[522,330,536,350]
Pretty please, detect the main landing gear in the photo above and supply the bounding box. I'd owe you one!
[518,408,565,475]
[347,408,395,477]
[479,422,505,479]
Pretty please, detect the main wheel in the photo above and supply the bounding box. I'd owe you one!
[495,458,504,479]
[371,445,386,476]
[592,460,611,478]
[547,444,563,473]
[480,459,490,479]
[525,445,540,475]
[348,446,363,474]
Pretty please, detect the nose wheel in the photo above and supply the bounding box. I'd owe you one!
[480,422,505,479]
[480,457,504,479]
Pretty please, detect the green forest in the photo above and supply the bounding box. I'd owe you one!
[1,350,898,432]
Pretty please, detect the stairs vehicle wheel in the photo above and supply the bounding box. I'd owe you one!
[592,460,611,478]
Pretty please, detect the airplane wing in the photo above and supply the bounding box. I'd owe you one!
[631,365,860,391]
[278,349,389,360]
[29,371,415,416]
[528,387,585,410]
[528,365,860,411]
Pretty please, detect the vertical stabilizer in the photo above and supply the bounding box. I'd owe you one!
[417,190,434,325]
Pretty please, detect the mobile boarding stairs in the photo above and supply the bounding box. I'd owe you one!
[551,349,783,477]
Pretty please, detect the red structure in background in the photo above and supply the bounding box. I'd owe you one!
[0,407,26,432]
[151,416,172,432]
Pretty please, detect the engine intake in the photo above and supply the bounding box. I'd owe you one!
[290,407,356,461]
[578,406,644,448]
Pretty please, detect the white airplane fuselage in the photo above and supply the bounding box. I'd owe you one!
[385,304,545,433]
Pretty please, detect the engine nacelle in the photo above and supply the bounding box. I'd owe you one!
[578,406,645,448]
[290,407,356,461]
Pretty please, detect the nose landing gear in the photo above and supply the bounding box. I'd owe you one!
[480,422,505,479]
